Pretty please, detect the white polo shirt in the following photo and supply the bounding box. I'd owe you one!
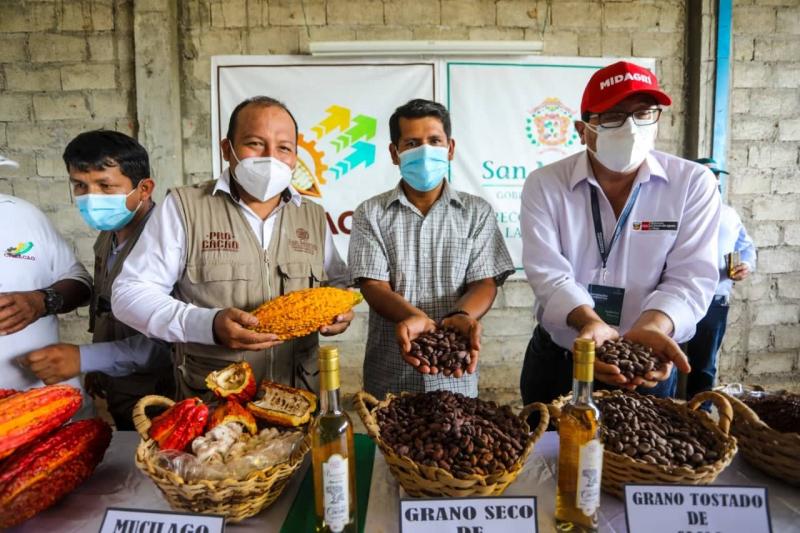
[0,194,92,390]
[520,150,720,349]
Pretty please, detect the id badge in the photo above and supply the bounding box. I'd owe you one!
[588,284,625,326]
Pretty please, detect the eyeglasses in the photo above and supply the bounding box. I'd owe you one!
[589,108,662,128]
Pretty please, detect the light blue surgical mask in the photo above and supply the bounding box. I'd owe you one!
[76,189,139,231]
[398,144,449,192]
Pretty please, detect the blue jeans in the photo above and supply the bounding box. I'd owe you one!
[686,296,729,400]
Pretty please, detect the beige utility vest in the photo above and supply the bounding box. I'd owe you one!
[171,181,327,400]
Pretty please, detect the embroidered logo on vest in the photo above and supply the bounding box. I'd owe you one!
[202,231,240,252]
[289,227,318,255]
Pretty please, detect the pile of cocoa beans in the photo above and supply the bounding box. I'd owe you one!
[742,392,800,434]
[597,391,722,469]
[375,390,527,478]
[409,327,471,377]
[596,338,665,381]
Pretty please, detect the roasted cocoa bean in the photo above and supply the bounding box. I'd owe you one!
[408,327,472,377]
[596,338,666,382]
[376,390,528,479]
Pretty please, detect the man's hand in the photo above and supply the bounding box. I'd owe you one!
[0,291,46,335]
[624,324,690,388]
[576,320,628,387]
[213,308,283,351]
[396,313,437,373]
[319,309,354,336]
[21,343,81,384]
[730,263,750,281]
[441,313,481,375]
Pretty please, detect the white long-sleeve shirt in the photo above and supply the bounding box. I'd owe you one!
[111,170,348,345]
[520,150,720,349]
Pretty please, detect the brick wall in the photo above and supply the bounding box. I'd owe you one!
[0,0,136,343]
[1,0,797,401]
[721,0,800,391]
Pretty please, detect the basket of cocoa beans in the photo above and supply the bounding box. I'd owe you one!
[550,390,738,498]
[355,390,549,497]
[718,384,800,486]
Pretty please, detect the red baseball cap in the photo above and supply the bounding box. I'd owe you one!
[581,61,672,115]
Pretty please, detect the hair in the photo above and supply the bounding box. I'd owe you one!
[63,130,150,185]
[226,96,298,142]
[389,98,451,146]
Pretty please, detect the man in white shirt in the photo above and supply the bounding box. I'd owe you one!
[520,61,720,405]
[112,96,352,399]
[0,156,93,394]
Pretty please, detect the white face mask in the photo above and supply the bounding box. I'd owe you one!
[229,149,293,202]
[585,118,656,174]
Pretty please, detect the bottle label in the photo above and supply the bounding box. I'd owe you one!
[576,439,603,516]
[322,453,349,532]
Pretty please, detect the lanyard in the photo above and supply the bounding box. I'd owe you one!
[590,184,641,270]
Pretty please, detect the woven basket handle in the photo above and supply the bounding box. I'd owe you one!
[687,391,733,435]
[519,402,550,440]
[132,395,175,439]
[722,391,763,425]
[354,391,381,439]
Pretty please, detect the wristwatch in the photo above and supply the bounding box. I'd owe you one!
[37,288,64,316]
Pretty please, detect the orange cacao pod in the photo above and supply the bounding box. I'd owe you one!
[0,418,112,528]
[210,398,258,434]
[0,384,82,460]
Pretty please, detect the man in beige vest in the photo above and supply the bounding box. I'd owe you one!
[23,130,173,429]
[112,96,352,400]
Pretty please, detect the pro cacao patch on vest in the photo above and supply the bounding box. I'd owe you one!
[202,231,240,252]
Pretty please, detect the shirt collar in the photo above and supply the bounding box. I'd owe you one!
[568,150,669,191]
[215,167,302,207]
[384,179,464,210]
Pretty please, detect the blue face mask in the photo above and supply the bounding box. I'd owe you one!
[398,144,449,192]
[76,189,139,231]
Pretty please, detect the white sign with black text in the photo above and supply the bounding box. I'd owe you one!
[400,496,537,533]
[98,507,225,533]
[624,485,771,533]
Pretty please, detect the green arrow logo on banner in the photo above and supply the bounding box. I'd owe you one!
[331,115,377,153]
[328,141,376,180]
[311,105,351,139]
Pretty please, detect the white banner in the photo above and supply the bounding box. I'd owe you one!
[212,56,435,255]
[211,56,654,266]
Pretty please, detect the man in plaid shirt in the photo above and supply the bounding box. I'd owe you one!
[348,99,514,398]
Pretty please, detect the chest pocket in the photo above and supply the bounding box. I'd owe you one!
[277,261,324,295]
[185,262,260,310]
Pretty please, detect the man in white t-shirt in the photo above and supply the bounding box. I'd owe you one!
[0,155,92,393]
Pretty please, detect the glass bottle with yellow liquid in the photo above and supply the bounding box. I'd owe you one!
[311,346,357,533]
[555,338,603,532]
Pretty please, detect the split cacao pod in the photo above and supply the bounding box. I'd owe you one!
[0,418,112,528]
[205,360,257,403]
[209,398,258,434]
[0,384,82,460]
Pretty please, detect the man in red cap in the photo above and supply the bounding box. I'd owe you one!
[519,61,721,404]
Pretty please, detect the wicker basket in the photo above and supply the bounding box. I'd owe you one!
[355,391,549,498]
[549,390,738,499]
[718,387,800,486]
[132,395,310,523]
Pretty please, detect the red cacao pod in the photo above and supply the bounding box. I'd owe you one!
[148,398,209,451]
[0,418,112,528]
[0,384,82,460]
[205,361,257,403]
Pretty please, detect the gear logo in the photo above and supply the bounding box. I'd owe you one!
[525,97,580,153]
[291,105,377,198]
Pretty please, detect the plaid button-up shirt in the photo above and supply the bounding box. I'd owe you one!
[348,181,514,398]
